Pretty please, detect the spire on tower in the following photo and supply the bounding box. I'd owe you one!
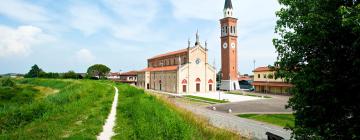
[188,38,191,48]
[224,0,233,9]
[205,40,208,49]
[195,30,200,46]
[223,0,234,17]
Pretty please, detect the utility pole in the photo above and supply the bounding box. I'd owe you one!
[253,59,256,71]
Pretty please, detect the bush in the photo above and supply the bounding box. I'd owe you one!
[1,78,16,87]
[62,71,79,79]
[39,72,60,79]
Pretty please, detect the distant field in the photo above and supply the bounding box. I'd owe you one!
[237,114,295,128]
[0,78,114,139]
[113,84,242,140]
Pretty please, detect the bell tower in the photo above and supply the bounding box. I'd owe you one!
[220,0,240,91]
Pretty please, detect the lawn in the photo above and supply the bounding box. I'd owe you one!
[0,78,114,139]
[227,91,271,98]
[184,95,229,103]
[113,84,242,140]
[237,114,294,128]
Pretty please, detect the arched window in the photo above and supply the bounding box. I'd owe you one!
[195,78,201,82]
[182,79,187,84]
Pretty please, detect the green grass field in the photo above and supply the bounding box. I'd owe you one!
[0,78,243,139]
[184,95,229,103]
[0,78,114,139]
[113,84,241,140]
[237,114,294,127]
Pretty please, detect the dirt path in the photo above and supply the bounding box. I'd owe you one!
[97,86,118,140]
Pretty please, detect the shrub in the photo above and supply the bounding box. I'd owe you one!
[1,78,16,87]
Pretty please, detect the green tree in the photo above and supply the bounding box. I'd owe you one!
[63,71,78,79]
[216,70,222,83]
[86,64,111,79]
[24,64,44,78]
[274,0,360,139]
[267,73,274,79]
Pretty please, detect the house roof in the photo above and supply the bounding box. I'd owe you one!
[238,75,252,81]
[108,72,121,76]
[120,71,138,76]
[139,65,178,72]
[252,81,293,87]
[253,67,273,72]
[148,48,188,60]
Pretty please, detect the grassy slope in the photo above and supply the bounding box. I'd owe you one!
[113,84,242,140]
[237,114,294,127]
[0,79,114,139]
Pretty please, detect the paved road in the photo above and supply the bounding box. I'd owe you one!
[149,90,293,139]
[213,93,292,114]
[173,100,292,140]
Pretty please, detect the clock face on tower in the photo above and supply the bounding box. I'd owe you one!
[231,43,236,49]
[223,43,228,49]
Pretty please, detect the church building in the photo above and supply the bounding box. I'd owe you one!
[137,32,217,94]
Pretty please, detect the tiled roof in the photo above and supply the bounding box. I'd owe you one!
[108,72,121,76]
[252,81,293,87]
[253,67,272,72]
[120,71,138,76]
[238,75,252,81]
[139,65,178,72]
[148,48,188,60]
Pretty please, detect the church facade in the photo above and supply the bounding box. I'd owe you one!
[137,32,217,94]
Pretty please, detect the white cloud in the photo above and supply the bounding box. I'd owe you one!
[0,0,49,22]
[170,0,280,22]
[69,4,112,36]
[171,0,222,21]
[102,0,164,42]
[76,49,95,64]
[68,1,163,42]
[0,25,53,57]
[102,0,157,23]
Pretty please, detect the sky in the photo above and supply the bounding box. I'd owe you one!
[0,0,281,75]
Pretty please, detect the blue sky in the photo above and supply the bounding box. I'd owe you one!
[0,0,280,75]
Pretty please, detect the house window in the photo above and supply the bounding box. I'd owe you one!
[263,74,267,78]
[258,74,260,78]
[183,85,187,92]
[209,84,212,91]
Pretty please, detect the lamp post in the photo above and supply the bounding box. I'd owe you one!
[266,77,269,94]
[119,69,122,80]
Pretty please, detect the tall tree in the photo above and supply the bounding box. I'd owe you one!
[274,0,360,139]
[87,64,111,79]
[24,64,44,78]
